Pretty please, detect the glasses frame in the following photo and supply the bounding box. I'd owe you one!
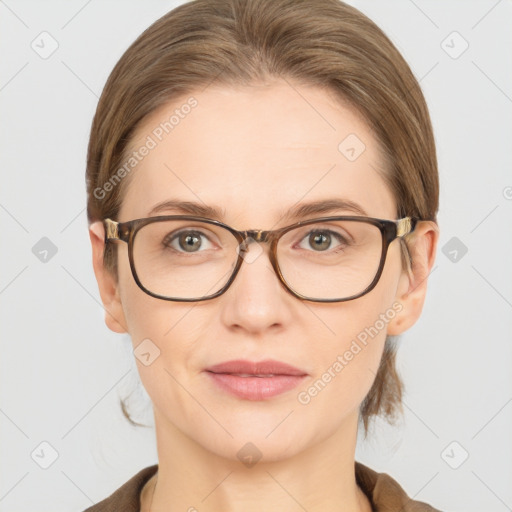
[103,214,418,303]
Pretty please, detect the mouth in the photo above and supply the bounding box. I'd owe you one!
[205,359,308,376]
[204,359,308,400]
[220,373,282,377]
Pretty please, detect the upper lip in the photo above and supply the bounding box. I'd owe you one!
[205,359,308,376]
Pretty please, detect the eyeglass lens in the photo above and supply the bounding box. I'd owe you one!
[131,218,383,301]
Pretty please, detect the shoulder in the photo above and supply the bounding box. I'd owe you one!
[82,464,158,512]
[355,461,443,511]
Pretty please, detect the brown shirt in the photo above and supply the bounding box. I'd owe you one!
[83,462,442,512]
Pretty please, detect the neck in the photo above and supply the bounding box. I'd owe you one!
[143,409,372,512]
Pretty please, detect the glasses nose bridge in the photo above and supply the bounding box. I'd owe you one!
[241,228,274,247]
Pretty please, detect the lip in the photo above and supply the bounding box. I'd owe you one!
[204,359,308,400]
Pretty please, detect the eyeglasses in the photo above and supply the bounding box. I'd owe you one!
[103,215,417,303]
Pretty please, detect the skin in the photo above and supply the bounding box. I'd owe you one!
[89,80,438,512]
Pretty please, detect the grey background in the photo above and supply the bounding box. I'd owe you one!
[1,1,511,511]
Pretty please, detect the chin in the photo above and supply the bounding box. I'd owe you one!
[206,435,306,466]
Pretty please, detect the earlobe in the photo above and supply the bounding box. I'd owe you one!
[387,220,439,336]
[89,221,128,334]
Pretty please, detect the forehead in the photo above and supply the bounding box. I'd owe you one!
[119,80,395,225]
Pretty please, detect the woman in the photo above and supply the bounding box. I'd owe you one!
[85,0,441,510]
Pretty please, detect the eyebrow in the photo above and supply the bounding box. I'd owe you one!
[147,198,369,222]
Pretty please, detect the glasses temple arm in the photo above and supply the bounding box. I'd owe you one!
[104,218,120,241]
[396,217,415,238]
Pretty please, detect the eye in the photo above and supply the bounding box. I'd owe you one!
[298,229,349,252]
[162,229,215,253]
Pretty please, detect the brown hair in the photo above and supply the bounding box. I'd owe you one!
[86,0,438,434]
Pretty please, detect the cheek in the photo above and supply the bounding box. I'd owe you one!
[300,296,389,411]
[120,296,200,425]
[116,243,169,337]
[299,248,403,413]
[116,254,205,405]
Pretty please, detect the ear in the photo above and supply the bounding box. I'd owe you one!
[387,220,439,336]
[89,221,128,334]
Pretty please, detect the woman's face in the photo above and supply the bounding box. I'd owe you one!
[102,80,416,461]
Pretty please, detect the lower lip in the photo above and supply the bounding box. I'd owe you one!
[205,372,307,400]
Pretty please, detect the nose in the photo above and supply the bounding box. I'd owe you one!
[218,237,292,334]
